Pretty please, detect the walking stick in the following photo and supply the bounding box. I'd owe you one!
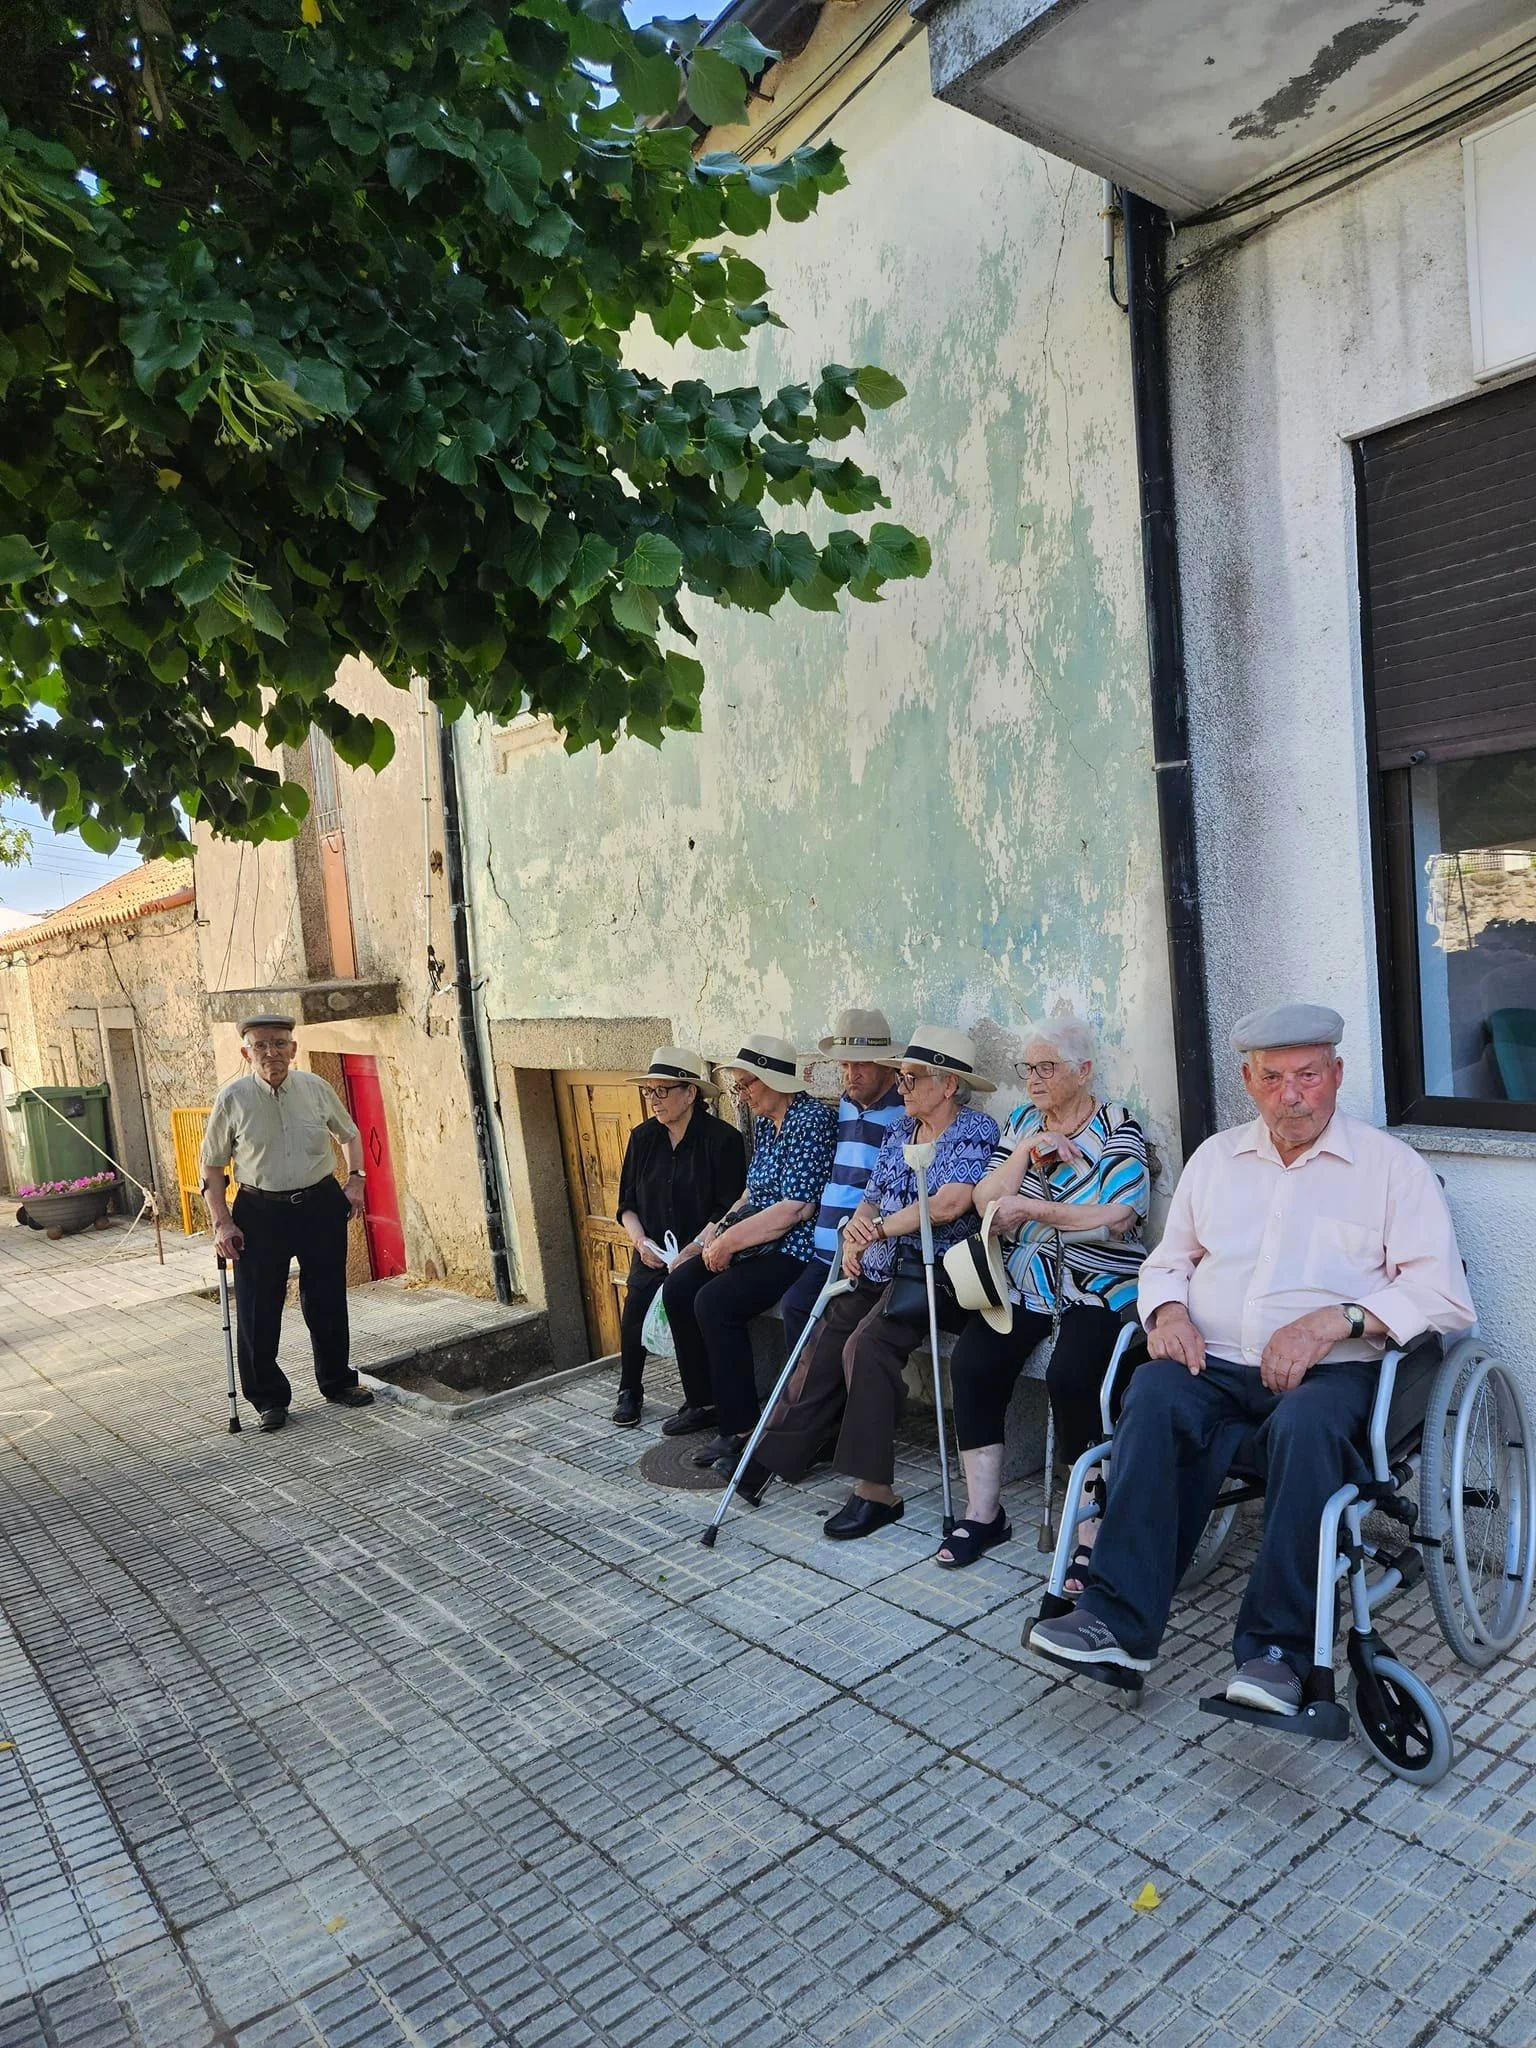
[701,1222,856,1548]
[1037,1227,1064,1551]
[216,1253,241,1435]
[905,1139,955,1537]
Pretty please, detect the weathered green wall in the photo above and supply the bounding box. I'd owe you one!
[458,21,1178,1160]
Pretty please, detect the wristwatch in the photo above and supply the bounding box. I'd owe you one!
[1341,1302,1366,1340]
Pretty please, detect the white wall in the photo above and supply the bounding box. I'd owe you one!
[1167,106,1536,1373]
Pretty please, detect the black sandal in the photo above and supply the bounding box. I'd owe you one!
[1063,1542,1096,1597]
[935,1506,1012,1568]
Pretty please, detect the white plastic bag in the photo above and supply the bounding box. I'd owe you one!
[641,1281,675,1359]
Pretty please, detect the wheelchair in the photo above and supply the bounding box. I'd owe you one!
[1034,1323,1536,1785]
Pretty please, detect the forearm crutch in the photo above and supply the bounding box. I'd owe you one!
[216,1253,241,1435]
[906,1140,955,1537]
[701,1221,856,1548]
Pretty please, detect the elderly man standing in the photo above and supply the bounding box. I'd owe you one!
[1030,1003,1474,1713]
[201,1015,373,1432]
[778,1009,906,1352]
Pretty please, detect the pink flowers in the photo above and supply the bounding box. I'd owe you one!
[17,1170,118,1198]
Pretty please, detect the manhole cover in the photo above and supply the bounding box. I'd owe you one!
[638,1438,727,1491]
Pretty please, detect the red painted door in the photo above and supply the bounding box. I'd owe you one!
[340,1054,406,1278]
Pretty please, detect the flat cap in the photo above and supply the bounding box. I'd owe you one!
[1231,1002,1344,1054]
[237,1012,296,1035]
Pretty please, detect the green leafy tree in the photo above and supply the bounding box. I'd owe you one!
[0,820,31,867]
[0,0,928,856]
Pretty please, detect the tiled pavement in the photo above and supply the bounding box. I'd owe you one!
[3,1229,1536,2044]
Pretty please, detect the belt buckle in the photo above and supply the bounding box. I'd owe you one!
[287,1189,305,1205]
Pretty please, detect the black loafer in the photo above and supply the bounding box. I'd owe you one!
[326,1387,375,1408]
[661,1404,717,1438]
[692,1431,742,1468]
[823,1494,904,1541]
[612,1388,643,1428]
[258,1406,288,1433]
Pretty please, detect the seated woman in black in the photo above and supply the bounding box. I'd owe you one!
[612,1049,746,1428]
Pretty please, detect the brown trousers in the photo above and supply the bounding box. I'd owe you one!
[754,1280,928,1489]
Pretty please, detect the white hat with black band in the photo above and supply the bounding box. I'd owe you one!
[628,1047,720,1096]
[877,1023,997,1093]
[714,1034,803,1095]
[943,1202,1013,1334]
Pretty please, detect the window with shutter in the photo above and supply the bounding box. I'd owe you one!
[1360,373,1536,1129]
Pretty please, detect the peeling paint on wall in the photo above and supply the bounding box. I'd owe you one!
[458,20,1181,1172]
[1228,1,1425,142]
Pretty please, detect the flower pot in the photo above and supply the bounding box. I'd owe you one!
[19,1181,118,1237]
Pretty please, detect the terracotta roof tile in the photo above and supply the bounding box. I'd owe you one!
[0,859,195,952]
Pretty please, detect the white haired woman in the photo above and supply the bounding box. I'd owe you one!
[939,1016,1150,1576]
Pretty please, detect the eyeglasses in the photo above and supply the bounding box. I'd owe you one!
[639,1083,684,1100]
[248,1040,294,1056]
[894,1069,932,1092]
[1017,1060,1062,1081]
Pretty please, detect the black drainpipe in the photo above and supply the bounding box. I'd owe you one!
[437,717,515,1304]
[1122,191,1216,1158]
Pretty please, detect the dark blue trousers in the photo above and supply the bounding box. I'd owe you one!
[780,1259,832,1354]
[1077,1353,1378,1676]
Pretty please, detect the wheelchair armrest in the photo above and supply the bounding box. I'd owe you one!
[1099,1321,1147,1436]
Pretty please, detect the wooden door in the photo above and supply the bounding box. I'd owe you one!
[340,1053,407,1279]
[553,1070,647,1360]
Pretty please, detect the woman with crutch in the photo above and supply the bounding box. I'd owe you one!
[734,1026,998,1538]
[938,1016,1149,1574]
[610,1049,746,1429]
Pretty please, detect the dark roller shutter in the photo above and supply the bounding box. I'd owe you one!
[1360,372,1536,769]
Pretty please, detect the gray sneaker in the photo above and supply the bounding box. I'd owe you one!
[1226,1647,1302,1715]
[1028,1610,1152,1672]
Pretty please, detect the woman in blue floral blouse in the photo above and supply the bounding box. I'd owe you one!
[737,1025,999,1539]
[659,1032,836,1470]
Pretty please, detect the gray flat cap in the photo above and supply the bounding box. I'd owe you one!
[238,1012,296,1035]
[1231,1002,1344,1053]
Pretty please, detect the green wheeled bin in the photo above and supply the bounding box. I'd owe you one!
[6,1083,112,1191]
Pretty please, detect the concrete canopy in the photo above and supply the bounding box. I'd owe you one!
[925,0,1534,217]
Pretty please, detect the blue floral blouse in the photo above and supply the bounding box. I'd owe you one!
[857,1106,1000,1287]
[741,1092,838,1264]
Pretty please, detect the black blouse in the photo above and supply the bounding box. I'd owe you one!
[616,1105,746,1251]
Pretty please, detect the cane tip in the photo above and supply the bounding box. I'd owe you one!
[229,1419,242,1434]
[699,1527,717,1549]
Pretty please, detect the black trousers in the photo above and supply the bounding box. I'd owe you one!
[618,1255,668,1393]
[231,1181,357,1411]
[1078,1354,1378,1676]
[951,1305,1123,1466]
[662,1249,804,1432]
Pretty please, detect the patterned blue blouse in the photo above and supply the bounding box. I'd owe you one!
[993,1100,1150,1314]
[857,1105,1000,1287]
[741,1092,838,1264]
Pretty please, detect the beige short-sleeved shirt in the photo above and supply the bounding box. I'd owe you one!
[200,1070,359,1193]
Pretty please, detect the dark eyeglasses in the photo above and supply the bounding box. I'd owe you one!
[639,1082,685,1099]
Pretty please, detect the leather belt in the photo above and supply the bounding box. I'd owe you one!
[240,1176,335,1206]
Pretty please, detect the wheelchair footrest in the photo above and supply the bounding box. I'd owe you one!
[1199,1694,1351,1742]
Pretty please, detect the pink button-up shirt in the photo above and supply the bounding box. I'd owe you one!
[1137,1112,1475,1365]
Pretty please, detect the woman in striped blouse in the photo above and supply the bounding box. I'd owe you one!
[937,1016,1150,1576]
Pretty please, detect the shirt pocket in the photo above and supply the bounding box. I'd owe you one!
[1302,1216,1380,1294]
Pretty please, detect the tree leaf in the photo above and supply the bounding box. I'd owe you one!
[621,532,683,588]
[686,49,748,129]
[567,533,616,603]
[611,44,681,118]
[0,535,46,582]
[854,365,907,409]
[79,815,120,854]
[709,23,776,73]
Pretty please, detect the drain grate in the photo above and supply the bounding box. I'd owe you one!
[638,1438,727,1491]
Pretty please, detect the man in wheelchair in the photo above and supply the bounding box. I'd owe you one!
[1029,1002,1475,1715]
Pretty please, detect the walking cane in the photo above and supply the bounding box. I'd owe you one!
[701,1221,857,1548]
[905,1139,956,1537]
[216,1253,241,1435]
[1037,1227,1064,1551]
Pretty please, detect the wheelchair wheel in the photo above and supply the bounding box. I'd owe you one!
[1178,1501,1238,1589]
[1347,1655,1453,1785]
[1419,1342,1536,1668]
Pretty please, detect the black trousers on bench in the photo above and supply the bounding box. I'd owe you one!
[662,1249,804,1433]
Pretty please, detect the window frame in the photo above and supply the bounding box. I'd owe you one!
[1356,435,1536,1134]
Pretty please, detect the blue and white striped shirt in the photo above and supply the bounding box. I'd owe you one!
[812,1084,906,1262]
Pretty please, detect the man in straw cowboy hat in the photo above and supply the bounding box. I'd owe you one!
[657,1032,836,1466]
[1030,1001,1474,1714]
[778,1008,906,1353]
[200,1013,373,1431]
[733,1026,997,1536]
[610,1048,746,1428]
